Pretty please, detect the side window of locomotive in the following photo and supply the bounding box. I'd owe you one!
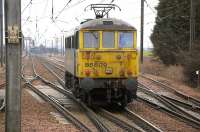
[119,32,133,48]
[102,32,115,48]
[84,32,99,48]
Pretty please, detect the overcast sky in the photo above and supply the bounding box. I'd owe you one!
[21,0,159,48]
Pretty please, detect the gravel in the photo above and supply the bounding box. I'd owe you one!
[128,101,199,132]
[141,74,200,99]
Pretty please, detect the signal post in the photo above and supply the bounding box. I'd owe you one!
[5,0,22,132]
[0,0,3,67]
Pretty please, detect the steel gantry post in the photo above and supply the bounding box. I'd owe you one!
[140,0,144,64]
[5,0,22,131]
[0,0,3,67]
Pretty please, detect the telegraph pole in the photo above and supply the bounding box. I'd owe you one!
[5,0,22,131]
[60,37,61,55]
[0,0,3,67]
[52,40,53,55]
[45,39,47,54]
[62,35,65,56]
[140,0,144,63]
[189,0,196,51]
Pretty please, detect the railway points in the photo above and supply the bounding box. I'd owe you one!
[32,56,166,132]
[34,54,200,131]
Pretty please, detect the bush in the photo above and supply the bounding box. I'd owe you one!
[181,41,200,87]
[142,58,185,83]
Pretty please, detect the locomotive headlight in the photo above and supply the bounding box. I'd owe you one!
[106,67,113,74]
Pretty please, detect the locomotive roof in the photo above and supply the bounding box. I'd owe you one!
[77,18,136,30]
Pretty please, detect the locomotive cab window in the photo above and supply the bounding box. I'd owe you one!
[84,32,99,48]
[102,32,115,48]
[119,32,134,48]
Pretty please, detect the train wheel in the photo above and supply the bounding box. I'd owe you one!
[72,77,79,98]
[87,94,92,107]
[121,94,128,108]
[80,90,87,102]
[64,72,68,88]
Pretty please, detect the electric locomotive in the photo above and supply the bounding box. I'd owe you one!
[64,4,139,107]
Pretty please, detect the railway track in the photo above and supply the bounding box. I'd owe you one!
[29,56,111,132]
[37,57,142,132]
[22,79,93,131]
[97,108,144,132]
[139,75,200,108]
[41,56,200,130]
[140,74,200,106]
[22,56,36,78]
[138,83,200,129]
[38,56,163,132]
[123,108,162,132]
[0,83,5,88]
[49,57,65,65]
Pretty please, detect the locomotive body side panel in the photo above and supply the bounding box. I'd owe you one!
[65,35,78,76]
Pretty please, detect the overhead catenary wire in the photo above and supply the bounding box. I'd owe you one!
[144,0,161,21]
[24,0,188,35]
[22,0,33,14]
[110,0,115,3]
[54,0,88,20]
[54,0,73,20]
[42,0,49,18]
[27,0,81,43]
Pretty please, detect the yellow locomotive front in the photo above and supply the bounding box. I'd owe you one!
[77,30,139,78]
[65,18,139,107]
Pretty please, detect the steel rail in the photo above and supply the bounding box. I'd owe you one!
[138,83,200,128]
[158,94,200,122]
[137,96,200,129]
[98,108,144,132]
[42,62,65,86]
[124,108,163,132]
[21,63,91,131]
[30,56,38,78]
[161,94,200,113]
[23,80,92,132]
[47,58,65,65]
[139,82,200,122]
[21,56,37,82]
[0,83,5,88]
[41,57,165,132]
[45,59,65,72]
[34,57,111,132]
[140,74,200,106]
[47,58,65,69]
